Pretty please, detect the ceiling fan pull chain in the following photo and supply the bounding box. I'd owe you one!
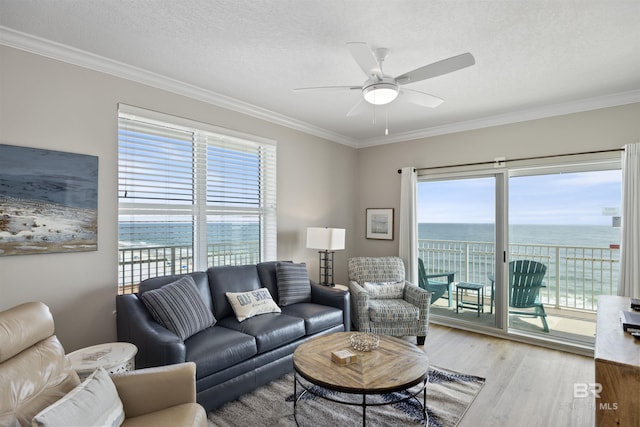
[385,110,389,135]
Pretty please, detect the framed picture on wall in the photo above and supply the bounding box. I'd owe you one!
[0,143,98,257]
[366,208,394,240]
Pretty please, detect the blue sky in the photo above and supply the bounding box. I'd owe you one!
[417,170,622,225]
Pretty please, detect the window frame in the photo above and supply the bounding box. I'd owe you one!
[117,104,277,292]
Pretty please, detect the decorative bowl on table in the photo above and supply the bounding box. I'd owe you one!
[349,333,380,351]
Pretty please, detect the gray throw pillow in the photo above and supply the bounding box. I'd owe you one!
[141,275,215,340]
[276,262,311,306]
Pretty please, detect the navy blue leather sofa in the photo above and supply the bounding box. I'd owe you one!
[116,261,350,411]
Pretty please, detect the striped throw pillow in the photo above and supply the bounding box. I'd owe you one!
[276,262,311,306]
[141,275,215,340]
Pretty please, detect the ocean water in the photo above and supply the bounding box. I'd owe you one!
[419,223,620,248]
[119,222,621,249]
[118,222,259,247]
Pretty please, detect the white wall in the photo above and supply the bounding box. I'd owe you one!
[353,103,640,256]
[2,44,638,352]
[0,45,358,351]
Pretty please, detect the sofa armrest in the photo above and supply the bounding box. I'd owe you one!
[404,282,431,308]
[310,281,351,331]
[348,281,371,332]
[116,294,186,368]
[404,282,431,334]
[111,362,198,418]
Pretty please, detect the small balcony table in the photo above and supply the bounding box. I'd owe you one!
[455,282,485,317]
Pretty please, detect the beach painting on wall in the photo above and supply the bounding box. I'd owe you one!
[0,144,98,256]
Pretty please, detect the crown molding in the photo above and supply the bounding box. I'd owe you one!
[357,89,640,148]
[0,26,359,148]
[2,26,637,150]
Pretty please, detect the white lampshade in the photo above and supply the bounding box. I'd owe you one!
[306,227,345,251]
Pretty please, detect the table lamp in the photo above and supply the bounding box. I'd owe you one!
[306,227,345,286]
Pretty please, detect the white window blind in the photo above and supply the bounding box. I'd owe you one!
[117,105,277,292]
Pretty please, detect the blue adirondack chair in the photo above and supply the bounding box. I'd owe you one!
[418,258,454,306]
[508,260,549,332]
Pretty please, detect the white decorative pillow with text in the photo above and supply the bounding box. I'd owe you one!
[226,288,281,322]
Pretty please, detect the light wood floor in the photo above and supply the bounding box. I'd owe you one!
[421,324,595,427]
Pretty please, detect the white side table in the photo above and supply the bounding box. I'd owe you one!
[332,284,349,291]
[67,342,137,380]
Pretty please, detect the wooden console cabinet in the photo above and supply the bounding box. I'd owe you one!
[594,296,640,426]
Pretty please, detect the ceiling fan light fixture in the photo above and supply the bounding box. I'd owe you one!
[363,82,399,105]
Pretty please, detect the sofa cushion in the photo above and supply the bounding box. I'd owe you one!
[32,368,124,427]
[141,276,216,340]
[368,299,419,322]
[256,261,281,303]
[276,262,311,306]
[0,301,54,363]
[185,326,257,378]
[363,281,405,299]
[208,265,262,319]
[226,288,281,322]
[216,313,305,354]
[280,303,344,335]
[0,336,81,427]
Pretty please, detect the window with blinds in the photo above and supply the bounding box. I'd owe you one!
[117,105,277,293]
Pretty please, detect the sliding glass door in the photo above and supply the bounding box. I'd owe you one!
[417,158,621,348]
[507,166,621,345]
[417,173,504,329]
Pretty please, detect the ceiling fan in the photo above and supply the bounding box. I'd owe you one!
[294,42,475,118]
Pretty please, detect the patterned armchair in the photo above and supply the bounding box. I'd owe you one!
[348,256,432,345]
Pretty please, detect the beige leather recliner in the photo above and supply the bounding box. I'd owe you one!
[0,302,208,427]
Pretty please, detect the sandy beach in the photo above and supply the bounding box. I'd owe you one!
[0,196,97,256]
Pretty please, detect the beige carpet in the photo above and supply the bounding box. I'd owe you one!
[208,366,485,426]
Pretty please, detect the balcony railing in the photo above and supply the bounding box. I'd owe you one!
[118,241,259,294]
[118,239,620,311]
[419,239,619,312]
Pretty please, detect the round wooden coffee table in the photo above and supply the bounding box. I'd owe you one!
[292,332,429,426]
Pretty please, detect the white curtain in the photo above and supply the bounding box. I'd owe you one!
[618,143,640,298]
[399,167,418,285]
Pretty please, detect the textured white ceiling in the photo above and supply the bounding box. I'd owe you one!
[1,0,639,146]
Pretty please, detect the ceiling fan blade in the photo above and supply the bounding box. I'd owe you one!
[346,98,368,117]
[400,88,444,108]
[347,42,381,78]
[293,85,361,92]
[396,52,475,85]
